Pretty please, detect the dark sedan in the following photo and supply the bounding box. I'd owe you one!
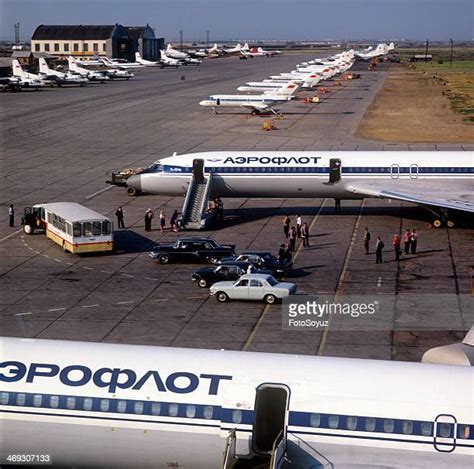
[192,261,272,288]
[218,251,293,278]
[150,237,236,264]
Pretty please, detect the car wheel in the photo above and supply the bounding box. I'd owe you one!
[23,225,34,235]
[265,294,277,304]
[198,278,208,288]
[216,292,228,302]
[208,256,218,264]
[158,254,170,264]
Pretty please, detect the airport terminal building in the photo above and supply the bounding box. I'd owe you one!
[31,24,164,61]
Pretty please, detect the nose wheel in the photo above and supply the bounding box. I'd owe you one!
[432,218,455,228]
[126,187,140,196]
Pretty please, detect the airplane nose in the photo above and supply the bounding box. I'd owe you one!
[199,100,208,106]
[127,174,141,195]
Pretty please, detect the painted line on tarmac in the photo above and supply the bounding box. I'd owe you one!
[0,229,22,243]
[317,199,366,356]
[48,307,66,312]
[81,304,99,308]
[116,301,134,305]
[15,312,32,316]
[85,185,114,201]
[242,199,327,352]
[377,276,382,287]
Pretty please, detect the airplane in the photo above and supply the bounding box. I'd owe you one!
[165,43,190,60]
[255,46,282,57]
[67,57,110,82]
[240,45,266,59]
[199,81,301,115]
[187,48,208,58]
[11,60,47,89]
[1,336,473,468]
[206,43,220,57]
[356,43,389,61]
[100,56,145,70]
[125,151,473,227]
[38,58,89,86]
[0,75,22,91]
[237,72,320,92]
[135,52,161,67]
[159,50,181,68]
[222,43,243,55]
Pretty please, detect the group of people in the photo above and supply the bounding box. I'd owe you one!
[114,207,180,233]
[364,227,420,264]
[283,214,311,251]
[206,198,224,223]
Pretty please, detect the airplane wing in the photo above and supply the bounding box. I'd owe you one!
[241,103,271,111]
[344,180,474,213]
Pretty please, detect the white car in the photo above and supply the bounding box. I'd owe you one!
[209,273,297,304]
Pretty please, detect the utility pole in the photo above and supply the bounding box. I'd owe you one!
[179,30,183,51]
[449,38,454,67]
[425,39,429,62]
[206,29,210,48]
[14,22,20,45]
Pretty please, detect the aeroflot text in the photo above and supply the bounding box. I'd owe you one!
[222,156,321,165]
[0,362,233,395]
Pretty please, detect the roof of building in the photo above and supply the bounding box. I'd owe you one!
[32,25,118,41]
[125,25,155,40]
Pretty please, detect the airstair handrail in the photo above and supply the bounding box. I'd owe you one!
[198,172,214,228]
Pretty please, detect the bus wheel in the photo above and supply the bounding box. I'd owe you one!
[23,225,34,235]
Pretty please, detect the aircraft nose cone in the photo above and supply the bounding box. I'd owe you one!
[199,100,207,106]
[127,174,142,193]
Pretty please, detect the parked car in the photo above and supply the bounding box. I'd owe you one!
[209,273,297,304]
[192,261,272,288]
[219,251,293,278]
[150,237,235,264]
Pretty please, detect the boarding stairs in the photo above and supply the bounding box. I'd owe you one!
[223,429,333,469]
[179,173,214,230]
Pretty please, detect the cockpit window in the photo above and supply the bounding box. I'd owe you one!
[149,163,163,172]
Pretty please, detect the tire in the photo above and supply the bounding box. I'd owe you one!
[216,292,228,303]
[208,256,218,264]
[198,278,208,288]
[126,187,139,196]
[433,219,442,228]
[447,220,455,229]
[264,294,277,304]
[23,225,34,235]
[158,254,170,264]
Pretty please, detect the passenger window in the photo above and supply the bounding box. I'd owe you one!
[365,417,376,432]
[203,406,213,419]
[421,422,432,436]
[66,397,76,409]
[232,409,242,424]
[100,399,110,412]
[310,413,321,427]
[33,394,42,407]
[186,405,196,418]
[83,222,92,236]
[328,415,339,429]
[73,223,82,236]
[16,393,26,406]
[50,396,59,408]
[347,416,358,430]
[151,403,161,415]
[236,280,249,287]
[91,222,101,236]
[219,267,228,275]
[458,424,470,439]
[383,419,394,433]
[117,401,127,413]
[169,403,179,417]
[83,397,93,411]
[402,420,413,434]
[250,280,262,287]
[134,402,144,414]
[438,423,451,438]
[102,221,111,235]
[1,392,9,405]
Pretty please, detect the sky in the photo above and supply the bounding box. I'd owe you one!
[0,0,472,42]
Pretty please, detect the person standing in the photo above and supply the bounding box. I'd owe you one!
[283,215,291,238]
[278,243,287,264]
[410,229,419,254]
[170,209,179,232]
[159,210,166,233]
[8,204,14,227]
[364,227,371,255]
[403,229,411,254]
[285,243,293,262]
[288,226,297,252]
[115,206,125,229]
[301,222,310,247]
[144,208,154,232]
[392,234,401,261]
[296,214,302,238]
[375,236,384,264]
[335,198,341,214]
[217,198,224,223]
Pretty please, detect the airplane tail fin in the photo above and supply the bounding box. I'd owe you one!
[38,57,49,73]
[160,50,166,60]
[275,81,300,97]
[243,43,249,51]
[11,59,25,77]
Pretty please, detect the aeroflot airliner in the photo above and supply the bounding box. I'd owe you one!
[125,151,473,226]
[1,337,473,468]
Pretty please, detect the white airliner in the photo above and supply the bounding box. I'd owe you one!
[135,52,161,67]
[1,336,473,468]
[356,43,391,61]
[159,50,181,68]
[222,43,243,55]
[10,60,46,89]
[125,151,473,226]
[165,43,190,60]
[257,46,282,56]
[38,58,89,86]
[199,82,301,115]
[100,56,145,70]
[67,57,110,82]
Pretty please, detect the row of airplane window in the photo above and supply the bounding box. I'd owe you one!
[1,392,471,440]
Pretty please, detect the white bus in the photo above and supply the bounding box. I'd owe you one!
[21,202,113,254]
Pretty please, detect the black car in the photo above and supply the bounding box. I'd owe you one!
[218,251,293,278]
[191,261,272,288]
[150,237,236,264]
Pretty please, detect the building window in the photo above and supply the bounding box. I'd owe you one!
[103,43,106,52]
[83,43,89,52]
[54,43,60,52]
[64,43,69,52]
[74,43,79,52]
[93,43,99,52]
[35,43,40,52]
[44,43,50,52]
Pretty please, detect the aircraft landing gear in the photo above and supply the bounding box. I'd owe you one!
[126,187,140,197]
[431,209,455,228]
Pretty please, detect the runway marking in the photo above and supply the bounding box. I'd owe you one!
[85,185,114,201]
[15,312,32,316]
[101,270,112,274]
[54,258,62,263]
[34,251,41,254]
[83,266,93,270]
[377,277,382,287]
[115,301,134,305]
[28,247,34,250]
[66,262,74,266]
[81,304,99,308]
[150,298,168,302]
[186,296,202,299]
[48,307,66,312]
[42,254,50,258]
[0,229,22,243]
[317,199,366,356]
[145,277,158,281]
[120,273,134,278]
[243,199,327,352]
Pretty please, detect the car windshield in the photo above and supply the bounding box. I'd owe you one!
[262,254,277,262]
[266,276,278,286]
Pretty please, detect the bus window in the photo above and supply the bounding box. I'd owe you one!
[91,222,101,235]
[66,223,72,236]
[73,223,82,236]
[83,222,92,236]
[102,220,111,235]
